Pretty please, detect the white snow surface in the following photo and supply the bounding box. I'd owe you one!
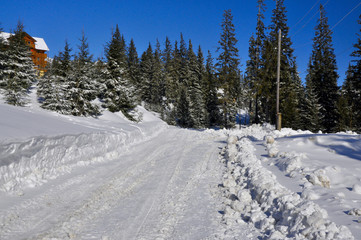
[0,91,259,239]
[220,124,360,239]
[33,37,49,51]
[1,89,361,239]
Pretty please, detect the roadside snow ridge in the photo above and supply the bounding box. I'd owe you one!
[220,126,354,240]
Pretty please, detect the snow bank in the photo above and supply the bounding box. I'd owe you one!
[219,126,354,239]
[0,104,167,194]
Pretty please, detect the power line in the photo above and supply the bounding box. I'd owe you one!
[290,0,321,31]
[331,1,361,30]
[291,0,330,38]
[293,0,359,50]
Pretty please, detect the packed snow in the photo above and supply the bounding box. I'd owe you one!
[1,91,361,239]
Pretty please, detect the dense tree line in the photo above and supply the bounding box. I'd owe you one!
[1,1,361,132]
[245,0,361,133]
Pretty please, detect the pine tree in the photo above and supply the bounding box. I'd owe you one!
[127,38,141,102]
[187,40,205,128]
[303,83,323,132]
[40,41,74,114]
[70,31,99,116]
[176,86,192,128]
[139,41,164,111]
[245,0,266,124]
[38,55,64,112]
[153,39,165,108]
[307,4,339,132]
[216,9,241,128]
[140,43,154,104]
[162,37,178,124]
[179,33,189,85]
[340,14,361,132]
[204,51,221,127]
[162,37,176,102]
[2,22,37,106]
[264,0,302,129]
[91,58,107,99]
[168,40,181,104]
[0,23,6,86]
[102,25,134,117]
[197,45,206,90]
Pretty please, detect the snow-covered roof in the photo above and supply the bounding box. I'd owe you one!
[33,37,49,51]
[0,32,49,51]
[0,32,11,43]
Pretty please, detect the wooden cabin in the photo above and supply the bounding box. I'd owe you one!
[0,32,49,77]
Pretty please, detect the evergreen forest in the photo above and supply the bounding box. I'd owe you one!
[1,0,361,132]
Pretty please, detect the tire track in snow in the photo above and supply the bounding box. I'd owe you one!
[83,129,196,240]
[0,129,228,239]
[0,130,171,239]
[28,130,183,240]
[135,132,224,240]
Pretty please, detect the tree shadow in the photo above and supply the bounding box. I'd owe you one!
[277,134,361,162]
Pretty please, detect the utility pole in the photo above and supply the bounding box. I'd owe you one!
[276,29,282,131]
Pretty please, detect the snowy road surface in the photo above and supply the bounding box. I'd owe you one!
[2,102,357,239]
[0,128,256,239]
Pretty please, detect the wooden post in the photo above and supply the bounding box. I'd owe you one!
[276,29,281,131]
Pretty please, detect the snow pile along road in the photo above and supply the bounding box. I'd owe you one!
[220,125,354,239]
[0,104,167,195]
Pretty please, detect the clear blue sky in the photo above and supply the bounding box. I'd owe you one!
[2,0,360,86]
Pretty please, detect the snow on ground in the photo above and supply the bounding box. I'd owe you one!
[0,99,261,239]
[0,102,167,195]
[1,88,361,239]
[219,124,360,239]
[0,90,258,239]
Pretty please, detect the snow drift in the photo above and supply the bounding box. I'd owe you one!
[220,125,354,239]
[0,103,167,194]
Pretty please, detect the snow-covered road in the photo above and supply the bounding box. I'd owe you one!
[1,102,358,239]
[0,128,236,240]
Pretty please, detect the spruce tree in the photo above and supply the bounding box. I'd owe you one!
[204,51,221,127]
[102,25,134,117]
[264,0,302,129]
[91,58,107,99]
[162,37,178,124]
[139,41,164,111]
[307,4,339,132]
[162,37,176,103]
[168,40,181,102]
[71,31,99,116]
[2,22,37,106]
[38,55,64,112]
[245,0,266,124]
[187,40,205,128]
[304,83,323,132]
[179,33,189,85]
[176,86,192,128]
[197,45,206,90]
[127,38,141,102]
[341,14,361,131]
[40,41,75,114]
[153,39,165,109]
[216,9,241,128]
[140,43,154,104]
[0,24,6,86]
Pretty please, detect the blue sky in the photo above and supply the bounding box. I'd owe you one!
[2,0,360,85]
